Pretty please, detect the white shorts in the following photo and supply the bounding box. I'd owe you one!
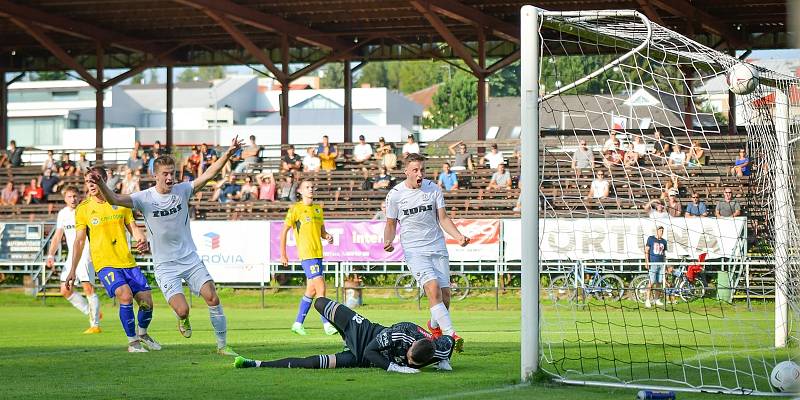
[59,261,95,283]
[405,251,450,289]
[154,258,213,301]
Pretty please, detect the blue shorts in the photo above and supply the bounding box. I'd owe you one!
[648,262,666,284]
[97,267,151,298]
[301,258,324,280]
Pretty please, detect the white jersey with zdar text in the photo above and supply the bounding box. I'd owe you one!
[56,206,92,269]
[385,179,448,253]
[131,181,198,266]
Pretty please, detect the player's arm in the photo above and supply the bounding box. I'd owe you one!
[363,335,419,373]
[126,220,149,253]
[437,207,469,247]
[45,228,64,268]
[193,136,244,193]
[320,224,334,244]
[279,223,291,266]
[64,228,87,291]
[88,172,134,208]
[383,218,397,252]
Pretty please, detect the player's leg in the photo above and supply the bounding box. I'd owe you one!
[188,262,237,356]
[645,267,655,308]
[126,267,160,351]
[59,265,89,317]
[79,261,101,333]
[292,259,322,335]
[234,351,357,369]
[97,268,144,352]
[155,265,193,338]
[313,296,358,334]
[308,270,337,335]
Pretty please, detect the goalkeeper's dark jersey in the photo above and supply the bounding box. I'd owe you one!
[363,322,455,370]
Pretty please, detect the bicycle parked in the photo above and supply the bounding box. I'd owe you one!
[394,272,471,301]
[547,262,625,304]
[631,255,707,304]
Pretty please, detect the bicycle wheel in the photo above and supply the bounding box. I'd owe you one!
[593,274,625,301]
[633,275,650,303]
[678,277,706,302]
[547,274,576,303]
[394,273,420,300]
[449,273,470,301]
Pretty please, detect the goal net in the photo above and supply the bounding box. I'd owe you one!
[520,7,799,395]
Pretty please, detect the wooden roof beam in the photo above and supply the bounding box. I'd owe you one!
[0,0,165,56]
[409,0,483,75]
[634,0,666,26]
[174,0,351,52]
[420,0,519,43]
[648,0,746,48]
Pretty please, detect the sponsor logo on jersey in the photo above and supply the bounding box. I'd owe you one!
[91,217,100,225]
[401,204,433,216]
[151,203,182,218]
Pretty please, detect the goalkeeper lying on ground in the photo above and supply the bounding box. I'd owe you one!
[234,297,456,373]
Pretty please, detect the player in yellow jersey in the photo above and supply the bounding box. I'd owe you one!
[279,180,336,336]
[65,166,158,353]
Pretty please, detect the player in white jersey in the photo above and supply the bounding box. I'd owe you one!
[383,153,470,354]
[88,136,243,356]
[45,185,101,333]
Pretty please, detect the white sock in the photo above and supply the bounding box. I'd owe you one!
[430,302,454,335]
[128,336,138,343]
[136,326,147,336]
[66,292,90,314]
[87,293,100,327]
[429,318,439,329]
[209,304,227,349]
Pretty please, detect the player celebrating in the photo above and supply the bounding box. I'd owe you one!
[88,137,243,356]
[66,167,157,353]
[279,180,337,336]
[46,185,101,333]
[383,153,469,352]
[234,297,455,372]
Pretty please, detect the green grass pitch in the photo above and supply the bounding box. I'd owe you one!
[0,289,785,399]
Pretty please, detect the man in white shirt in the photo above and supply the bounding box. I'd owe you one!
[401,135,420,158]
[303,147,321,172]
[587,169,610,199]
[602,131,620,153]
[353,135,373,163]
[383,153,469,354]
[45,185,101,334]
[479,144,505,169]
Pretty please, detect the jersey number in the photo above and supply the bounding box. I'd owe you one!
[152,204,182,218]
[104,271,115,285]
[309,264,320,275]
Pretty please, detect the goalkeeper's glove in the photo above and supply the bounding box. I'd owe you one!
[387,363,419,374]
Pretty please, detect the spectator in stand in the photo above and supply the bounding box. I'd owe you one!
[239,175,257,202]
[668,144,687,169]
[715,188,742,217]
[586,169,610,200]
[236,135,262,173]
[665,189,682,217]
[23,178,44,204]
[151,140,168,157]
[1,181,18,205]
[57,153,77,176]
[660,177,683,200]
[2,140,24,168]
[372,201,387,221]
[644,199,669,219]
[181,147,202,181]
[76,152,91,173]
[372,166,394,190]
[133,139,142,156]
[120,169,140,195]
[126,149,144,174]
[141,151,153,176]
[401,134,420,159]
[106,167,122,193]
[651,130,666,158]
[358,167,373,190]
[437,163,459,191]
[42,150,57,172]
[317,135,337,155]
[211,174,241,203]
[318,144,338,173]
[730,149,751,177]
[257,173,276,201]
[572,139,594,178]
[623,142,640,168]
[223,144,243,176]
[687,140,705,167]
[602,131,621,153]
[632,135,648,157]
[199,143,218,172]
[659,143,672,166]
[375,137,396,170]
[289,171,302,202]
[303,147,321,172]
[480,143,505,169]
[40,169,61,202]
[277,174,294,201]
[353,135,373,163]
[685,192,709,217]
[448,141,474,171]
[602,146,623,168]
[281,145,303,174]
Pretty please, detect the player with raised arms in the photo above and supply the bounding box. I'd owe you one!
[383,153,469,352]
[66,167,156,352]
[46,185,101,334]
[279,179,338,336]
[234,297,455,372]
[88,137,243,356]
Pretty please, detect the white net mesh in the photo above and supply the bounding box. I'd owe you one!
[530,10,799,394]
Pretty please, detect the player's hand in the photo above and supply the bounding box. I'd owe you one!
[134,239,149,253]
[46,256,55,268]
[86,168,106,186]
[64,272,76,291]
[387,363,419,374]
[383,241,394,252]
[458,235,470,247]
[280,254,288,267]
[323,233,334,244]
[228,135,245,155]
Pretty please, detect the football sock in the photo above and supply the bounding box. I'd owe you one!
[136,304,153,336]
[430,302,454,335]
[314,297,354,328]
[209,304,227,349]
[258,354,333,369]
[67,292,90,314]
[87,293,100,327]
[295,295,313,324]
[119,303,137,340]
[430,318,440,329]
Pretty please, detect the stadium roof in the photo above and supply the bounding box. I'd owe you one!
[0,0,790,73]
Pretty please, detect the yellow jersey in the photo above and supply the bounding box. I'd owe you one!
[75,198,136,271]
[284,202,324,260]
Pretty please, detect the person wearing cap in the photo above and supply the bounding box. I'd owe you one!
[353,135,373,163]
[685,192,708,217]
[644,226,668,308]
[479,144,505,170]
[402,135,420,159]
[665,189,682,217]
[76,152,91,173]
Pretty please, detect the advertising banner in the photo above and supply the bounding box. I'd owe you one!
[447,219,500,261]
[270,221,404,262]
[190,221,270,282]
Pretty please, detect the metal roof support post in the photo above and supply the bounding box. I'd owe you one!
[166,65,174,152]
[344,60,353,144]
[94,45,104,162]
[280,35,290,145]
[0,71,6,150]
[477,28,487,142]
[727,50,737,134]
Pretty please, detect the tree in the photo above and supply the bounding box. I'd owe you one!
[33,71,67,81]
[320,63,344,88]
[130,73,146,85]
[489,62,520,97]
[425,70,477,128]
[356,61,398,90]
[147,69,159,84]
[178,66,225,83]
[397,61,447,94]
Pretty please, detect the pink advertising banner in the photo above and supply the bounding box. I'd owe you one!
[269,221,405,262]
